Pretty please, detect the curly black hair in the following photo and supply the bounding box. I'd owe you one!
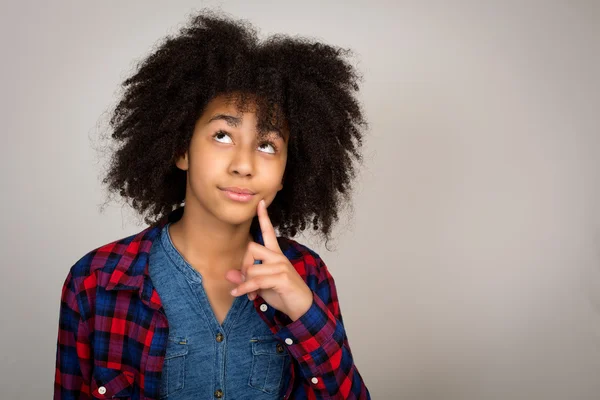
[98,8,367,246]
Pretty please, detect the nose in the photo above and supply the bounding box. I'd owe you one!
[229,146,255,177]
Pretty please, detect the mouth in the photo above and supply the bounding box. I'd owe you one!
[219,187,256,202]
[219,186,256,195]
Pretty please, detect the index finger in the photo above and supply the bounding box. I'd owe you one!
[257,199,282,254]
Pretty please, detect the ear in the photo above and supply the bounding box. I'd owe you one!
[175,151,189,171]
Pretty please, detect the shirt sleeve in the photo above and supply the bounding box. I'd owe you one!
[274,254,371,399]
[54,271,93,399]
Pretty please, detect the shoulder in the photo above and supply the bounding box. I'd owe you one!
[68,233,136,277]
[64,225,155,294]
[277,236,331,282]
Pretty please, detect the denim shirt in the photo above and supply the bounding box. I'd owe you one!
[148,222,291,399]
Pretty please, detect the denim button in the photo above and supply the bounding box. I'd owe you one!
[216,332,224,342]
[276,343,284,353]
[214,389,223,398]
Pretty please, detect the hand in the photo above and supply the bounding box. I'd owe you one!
[225,199,313,321]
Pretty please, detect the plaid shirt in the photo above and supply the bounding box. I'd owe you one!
[54,207,371,399]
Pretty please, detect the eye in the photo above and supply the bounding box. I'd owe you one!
[213,130,278,154]
[258,141,277,154]
[213,130,233,144]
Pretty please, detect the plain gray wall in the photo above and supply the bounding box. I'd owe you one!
[1,1,599,399]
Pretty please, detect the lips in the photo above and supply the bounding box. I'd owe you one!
[219,186,256,195]
[219,187,256,203]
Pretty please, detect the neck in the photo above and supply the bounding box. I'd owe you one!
[167,202,254,275]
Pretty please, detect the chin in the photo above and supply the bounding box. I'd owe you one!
[215,206,257,226]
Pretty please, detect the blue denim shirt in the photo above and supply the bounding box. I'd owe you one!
[148,222,291,399]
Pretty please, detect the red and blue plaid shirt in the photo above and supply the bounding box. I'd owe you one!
[54,207,371,399]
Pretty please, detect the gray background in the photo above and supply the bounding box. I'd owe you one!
[1,1,599,399]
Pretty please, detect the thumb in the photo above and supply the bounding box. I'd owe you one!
[225,269,245,285]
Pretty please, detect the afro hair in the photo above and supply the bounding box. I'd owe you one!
[98,8,368,246]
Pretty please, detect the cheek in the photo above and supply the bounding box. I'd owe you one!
[190,148,224,176]
[260,161,286,185]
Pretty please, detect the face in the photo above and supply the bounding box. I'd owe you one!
[176,94,288,226]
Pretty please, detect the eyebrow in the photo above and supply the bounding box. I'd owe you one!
[207,113,286,141]
[208,113,243,127]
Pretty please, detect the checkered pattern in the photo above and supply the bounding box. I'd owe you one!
[54,208,371,399]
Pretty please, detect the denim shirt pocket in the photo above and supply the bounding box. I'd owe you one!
[248,335,290,395]
[91,366,135,399]
[159,335,188,399]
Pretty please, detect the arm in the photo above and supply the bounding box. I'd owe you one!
[54,271,92,399]
[274,255,371,399]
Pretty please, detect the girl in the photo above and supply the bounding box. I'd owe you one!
[54,9,370,400]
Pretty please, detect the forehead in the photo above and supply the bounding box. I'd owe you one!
[201,93,289,140]
[203,93,257,115]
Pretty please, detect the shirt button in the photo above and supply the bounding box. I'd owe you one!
[98,386,107,395]
[216,332,224,342]
[260,303,268,312]
[311,377,319,384]
[285,338,293,345]
[214,389,223,398]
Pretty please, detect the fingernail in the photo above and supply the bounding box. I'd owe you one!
[230,288,237,295]
[241,274,246,282]
[260,199,265,207]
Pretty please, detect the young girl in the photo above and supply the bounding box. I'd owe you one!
[54,9,370,400]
